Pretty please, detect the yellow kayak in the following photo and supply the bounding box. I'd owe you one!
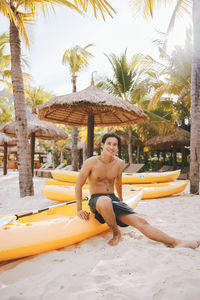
[42,185,90,201]
[52,170,88,183]
[52,169,181,184]
[122,170,180,184]
[0,190,143,262]
[42,180,188,202]
[45,178,89,189]
[123,180,189,199]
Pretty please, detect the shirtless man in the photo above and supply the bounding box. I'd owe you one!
[76,132,200,248]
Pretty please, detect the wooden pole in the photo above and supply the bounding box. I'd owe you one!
[31,132,35,177]
[3,142,8,175]
[87,115,94,158]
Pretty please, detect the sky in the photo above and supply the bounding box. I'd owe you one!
[0,0,191,96]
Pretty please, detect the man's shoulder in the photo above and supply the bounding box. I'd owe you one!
[83,156,98,165]
[114,156,124,165]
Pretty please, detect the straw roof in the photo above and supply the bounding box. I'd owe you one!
[38,85,148,127]
[0,133,17,147]
[145,128,190,150]
[0,114,68,140]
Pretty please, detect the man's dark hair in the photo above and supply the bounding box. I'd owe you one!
[101,132,121,148]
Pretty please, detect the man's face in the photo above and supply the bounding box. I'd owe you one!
[101,137,118,156]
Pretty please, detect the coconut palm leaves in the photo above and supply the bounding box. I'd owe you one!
[0,33,31,92]
[141,32,191,127]
[25,85,54,112]
[130,0,200,194]
[103,51,136,101]
[62,44,94,76]
[0,94,14,124]
[131,0,192,50]
[99,50,177,144]
[98,50,145,163]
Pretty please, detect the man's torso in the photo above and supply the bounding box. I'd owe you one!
[88,156,122,194]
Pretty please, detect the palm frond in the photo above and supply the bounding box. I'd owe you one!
[62,43,93,75]
[75,0,116,19]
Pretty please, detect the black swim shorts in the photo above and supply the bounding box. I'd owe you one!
[88,193,135,227]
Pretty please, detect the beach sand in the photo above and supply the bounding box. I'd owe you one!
[0,171,200,300]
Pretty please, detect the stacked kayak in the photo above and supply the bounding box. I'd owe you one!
[41,169,188,201]
[123,180,189,199]
[122,170,180,184]
[52,169,181,184]
[42,180,189,201]
[0,189,143,262]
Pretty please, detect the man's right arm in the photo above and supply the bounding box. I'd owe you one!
[75,159,92,221]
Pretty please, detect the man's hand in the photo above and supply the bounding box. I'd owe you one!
[77,210,90,221]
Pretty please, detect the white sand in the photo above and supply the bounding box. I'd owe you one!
[0,170,200,300]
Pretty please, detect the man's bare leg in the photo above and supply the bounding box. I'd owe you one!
[118,214,200,249]
[96,196,121,246]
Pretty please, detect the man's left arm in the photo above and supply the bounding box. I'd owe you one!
[115,160,123,201]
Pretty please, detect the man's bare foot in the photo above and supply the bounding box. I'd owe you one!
[108,232,121,246]
[174,239,200,249]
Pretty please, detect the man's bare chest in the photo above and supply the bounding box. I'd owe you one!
[91,162,119,181]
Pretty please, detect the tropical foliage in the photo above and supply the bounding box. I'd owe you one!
[0,0,114,197]
[25,85,53,112]
[0,93,14,124]
[130,0,199,194]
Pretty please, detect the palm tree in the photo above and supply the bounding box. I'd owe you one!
[131,0,199,194]
[99,50,139,163]
[0,0,114,197]
[62,44,94,171]
[190,1,200,194]
[134,38,191,130]
[25,85,53,113]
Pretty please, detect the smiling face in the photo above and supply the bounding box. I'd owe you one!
[101,137,119,157]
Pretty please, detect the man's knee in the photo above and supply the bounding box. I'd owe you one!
[134,216,149,228]
[96,196,112,213]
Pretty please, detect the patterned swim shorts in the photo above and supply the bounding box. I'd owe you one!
[88,193,135,227]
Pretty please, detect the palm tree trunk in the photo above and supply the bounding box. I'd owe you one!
[71,75,79,171]
[9,20,33,197]
[190,0,200,194]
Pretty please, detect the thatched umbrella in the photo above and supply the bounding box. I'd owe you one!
[145,128,190,168]
[0,133,17,175]
[145,128,190,150]
[0,114,68,175]
[38,84,148,157]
